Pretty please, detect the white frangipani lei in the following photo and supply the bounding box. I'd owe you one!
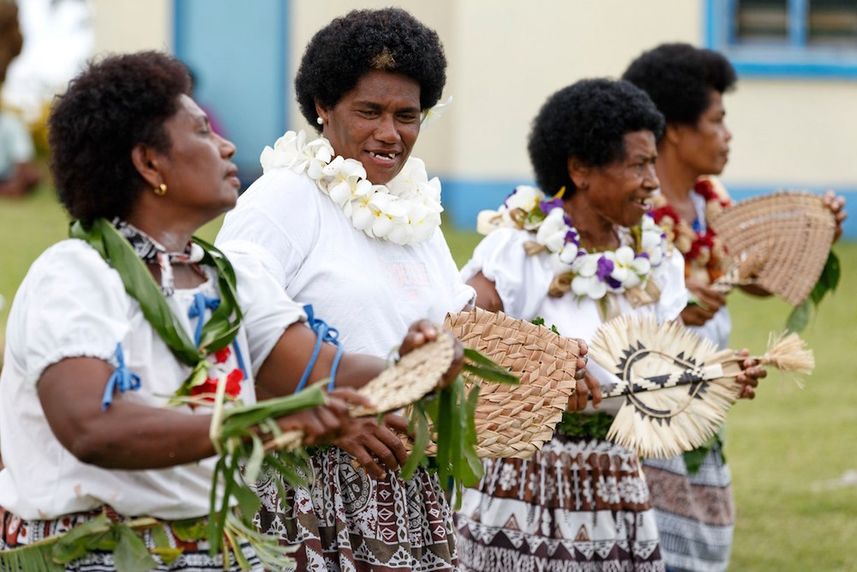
[260,130,443,245]
[477,185,668,300]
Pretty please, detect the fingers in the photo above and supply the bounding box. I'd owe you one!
[696,285,727,309]
[373,422,409,467]
[383,413,410,435]
[586,373,603,409]
[328,387,373,410]
[735,354,766,400]
[277,410,333,446]
[440,336,464,388]
[337,437,386,479]
[577,339,588,358]
[568,377,589,412]
[823,191,847,242]
[399,320,438,356]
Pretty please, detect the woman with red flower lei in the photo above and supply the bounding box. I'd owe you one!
[624,44,846,572]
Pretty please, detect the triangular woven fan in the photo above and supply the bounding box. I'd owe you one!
[265,333,456,452]
[590,314,814,459]
[708,191,835,305]
[438,308,579,459]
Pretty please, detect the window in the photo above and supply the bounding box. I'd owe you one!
[705,0,857,77]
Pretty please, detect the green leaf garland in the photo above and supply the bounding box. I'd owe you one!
[786,250,841,332]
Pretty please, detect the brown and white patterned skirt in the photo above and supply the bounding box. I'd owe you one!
[255,446,458,571]
[455,435,664,572]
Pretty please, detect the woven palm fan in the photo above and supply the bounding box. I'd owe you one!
[590,314,814,458]
[265,333,456,451]
[438,308,579,459]
[708,191,835,305]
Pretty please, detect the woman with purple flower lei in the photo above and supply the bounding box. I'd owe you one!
[455,78,684,571]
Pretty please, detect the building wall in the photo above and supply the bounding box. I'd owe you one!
[87,1,857,235]
[92,0,171,54]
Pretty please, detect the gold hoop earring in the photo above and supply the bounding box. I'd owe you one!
[154,183,167,196]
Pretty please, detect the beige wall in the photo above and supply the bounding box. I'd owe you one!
[89,1,857,189]
[92,0,171,55]
[726,80,857,185]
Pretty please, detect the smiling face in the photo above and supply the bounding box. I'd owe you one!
[316,70,421,185]
[581,130,660,228]
[156,95,240,221]
[673,90,732,176]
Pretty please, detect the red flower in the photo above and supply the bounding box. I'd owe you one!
[650,204,680,225]
[225,369,244,397]
[214,346,231,364]
[190,377,219,401]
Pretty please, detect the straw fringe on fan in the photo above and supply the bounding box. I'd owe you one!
[709,191,835,305]
[265,334,456,452]
[442,308,579,459]
[590,314,814,459]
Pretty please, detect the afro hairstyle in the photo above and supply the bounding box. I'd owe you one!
[49,51,191,224]
[622,43,737,126]
[295,7,446,131]
[527,78,665,197]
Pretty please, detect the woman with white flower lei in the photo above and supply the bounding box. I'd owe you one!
[455,79,687,572]
[217,8,474,572]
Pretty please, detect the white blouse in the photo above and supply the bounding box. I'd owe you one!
[0,239,305,520]
[216,167,475,358]
[461,227,688,413]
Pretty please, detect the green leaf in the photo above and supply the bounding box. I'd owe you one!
[150,524,183,564]
[112,525,158,572]
[171,518,209,543]
[233,481,262,521]
[531,316,546,326]
[402,402,430,480]
[51,514,113,564]
[244,434,265,484]
[462,363,519,384]
[786,300,811,333]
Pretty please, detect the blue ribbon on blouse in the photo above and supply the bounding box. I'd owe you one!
[188,292,248,379]
[295,304,343,393]
[101,343,141,410]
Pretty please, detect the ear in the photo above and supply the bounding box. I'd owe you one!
[664,123,682,146]
[567,157,590,190]
[314,100,329,124]
[131,144,165,190]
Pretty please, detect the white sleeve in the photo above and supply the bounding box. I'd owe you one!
[459,228,554,319]
[216,169,321,289]
[227,245,307,374]
[11,241,130,383]
[653,248,689,323]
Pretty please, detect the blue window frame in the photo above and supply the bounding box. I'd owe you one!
[705,0,857,78]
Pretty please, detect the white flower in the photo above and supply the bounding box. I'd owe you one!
[261,130,442,246]
[420,95,453,128]
[504,185,545,213]
[558,242,579,265]
[572,274,607,299]
[536,208,569,253]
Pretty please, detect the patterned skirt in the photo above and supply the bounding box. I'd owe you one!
[455,435,665,572]
[642,444,734,572]
[0,506,262,571]
[255,446,458,571]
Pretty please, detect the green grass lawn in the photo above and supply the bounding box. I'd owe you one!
[1,187,856,570]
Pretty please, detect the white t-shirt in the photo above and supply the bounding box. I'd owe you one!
[0,240,305,520]
[461,227,688,413]
[217,168,475,358]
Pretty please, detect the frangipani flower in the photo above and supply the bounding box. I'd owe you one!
[504,185,545,213]
[536,208,570,253]
[260,130,333,175]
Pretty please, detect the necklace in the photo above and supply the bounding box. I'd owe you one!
[478,185,667,301]
[650,177,731,285]
[71,218,245,403]
[260,130,443,245]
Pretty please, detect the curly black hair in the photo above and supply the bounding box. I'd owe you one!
[49,51,191,223]
[295,7,446,130]
[622,43,736,126]
[527,78,665,197]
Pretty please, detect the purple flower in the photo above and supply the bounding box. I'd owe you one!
[596,256,615,281]
[636,251,650,259]
[564,229,579,246]
[539,198,564,213]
